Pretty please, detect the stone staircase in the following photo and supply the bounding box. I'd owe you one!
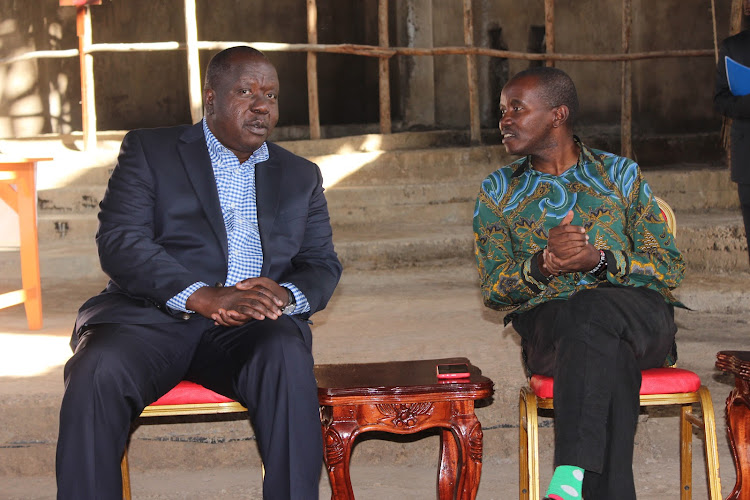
[0,128,746,281]
[0,129,746,498]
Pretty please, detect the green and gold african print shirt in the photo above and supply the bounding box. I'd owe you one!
[473,138,685,323]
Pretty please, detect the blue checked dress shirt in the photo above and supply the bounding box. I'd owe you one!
[166,119,310,315]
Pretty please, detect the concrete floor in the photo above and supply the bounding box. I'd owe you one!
[1,262,748,499]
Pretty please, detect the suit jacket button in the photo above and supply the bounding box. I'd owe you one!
[181,313,191,320]
[214,282,224,287]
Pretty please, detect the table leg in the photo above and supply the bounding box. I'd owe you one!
[450,402,484,500]
[16,165,42,330]
[726,378,750,500]
[321,406,359,500]
[438,428,458,499]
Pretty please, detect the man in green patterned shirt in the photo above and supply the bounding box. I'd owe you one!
[474,67,685,500]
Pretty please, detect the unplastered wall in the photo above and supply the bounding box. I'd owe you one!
[0,0,380,138]
[413,0,731,133]
[0,0,736,138]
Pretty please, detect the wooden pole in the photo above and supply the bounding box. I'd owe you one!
[306,0,321,140]
[620,0,633,159]
[378,0,392,134]
[463,0,481,144]
[544,0,555,67]
[710,0,719,63]
[77,6,96,151]
[184,0,202,123]
[11,41,713,64]
[730,0,744,35]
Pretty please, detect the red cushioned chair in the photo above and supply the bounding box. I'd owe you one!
[119,381,248,500]
[517,198,722,500]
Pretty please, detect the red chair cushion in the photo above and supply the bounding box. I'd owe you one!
[150,381,235,406]
[529,367,701,399]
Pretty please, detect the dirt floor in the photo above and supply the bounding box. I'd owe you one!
[1,263,748,499]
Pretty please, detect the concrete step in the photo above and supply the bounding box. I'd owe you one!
[314,145,509,187]
[32,161,739,243]
[677,210,748,271]
[645,164,738,212]
[38,212,98,243]
[326,182,477,225]
[32,145,506,214]
[37,184,105,214]
[277,128,478,158]
[1,208,746,285]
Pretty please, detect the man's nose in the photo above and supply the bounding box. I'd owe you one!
[251,96,271,113]
[499,114,511,128]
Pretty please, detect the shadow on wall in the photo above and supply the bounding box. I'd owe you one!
[0,2,81,139]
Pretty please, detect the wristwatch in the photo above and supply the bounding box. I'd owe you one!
[281,287,296,315]
[589,249,608,279]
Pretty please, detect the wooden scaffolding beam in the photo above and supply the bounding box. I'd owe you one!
[464,0,481,144]
[76,5,96,151]
[184,0,202,124]
[544,0,555,67]
[378,0,392,134]
[621,0,633,159]
[306,0,321,139]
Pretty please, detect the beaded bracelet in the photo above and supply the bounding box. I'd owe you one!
[588,249,606,275]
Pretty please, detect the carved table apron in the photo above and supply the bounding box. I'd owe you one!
[716,350,750,500]
[315,357,494,500]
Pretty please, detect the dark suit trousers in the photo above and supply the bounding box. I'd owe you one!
[738,183,750,261]
[512,284,676,500]
[56,315,322,500]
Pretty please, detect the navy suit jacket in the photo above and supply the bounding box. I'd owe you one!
[715,29,750,183]
[73,122,342,348]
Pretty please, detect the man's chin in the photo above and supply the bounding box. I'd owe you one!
[502,142,525,156]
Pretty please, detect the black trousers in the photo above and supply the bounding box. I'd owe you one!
[56,315,321,500]
[738,183,750,262]
[513,284,676,500]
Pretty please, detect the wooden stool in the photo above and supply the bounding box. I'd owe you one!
[315,357,494,500]
[716,350,750,500]
[0,156,51,330]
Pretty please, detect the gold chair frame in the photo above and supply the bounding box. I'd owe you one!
[517,197,722,500]
[120,397,247,500]
[519,385,722,500]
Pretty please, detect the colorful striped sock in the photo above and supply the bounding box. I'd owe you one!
[545,465,584,500]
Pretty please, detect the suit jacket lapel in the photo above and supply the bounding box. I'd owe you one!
[177,123,229,259]
[256,147,282,276]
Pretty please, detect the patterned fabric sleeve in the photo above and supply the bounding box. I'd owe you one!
[473,185,549,311]
[604,160,685,299]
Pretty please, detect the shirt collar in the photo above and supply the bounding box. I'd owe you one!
[202,118,269,169]
[510,135,600,178]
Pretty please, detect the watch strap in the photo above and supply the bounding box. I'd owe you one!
[281,287,296,315]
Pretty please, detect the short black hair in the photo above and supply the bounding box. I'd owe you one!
[509,66,579,125]
[204,46,268,90]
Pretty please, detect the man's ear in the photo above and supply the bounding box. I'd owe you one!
[204,89,214,115]
[551,105,570,128]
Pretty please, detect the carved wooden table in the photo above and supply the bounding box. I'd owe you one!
[315,357,494,500]
[716,350,750,500]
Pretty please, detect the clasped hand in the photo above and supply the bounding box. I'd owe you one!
[541,211,601,277]
[186,277,288,327]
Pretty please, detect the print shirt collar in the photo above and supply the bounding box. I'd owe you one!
[511,136,601,179]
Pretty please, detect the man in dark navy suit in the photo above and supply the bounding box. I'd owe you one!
[715,0,750,262]
[56,46,342,500]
